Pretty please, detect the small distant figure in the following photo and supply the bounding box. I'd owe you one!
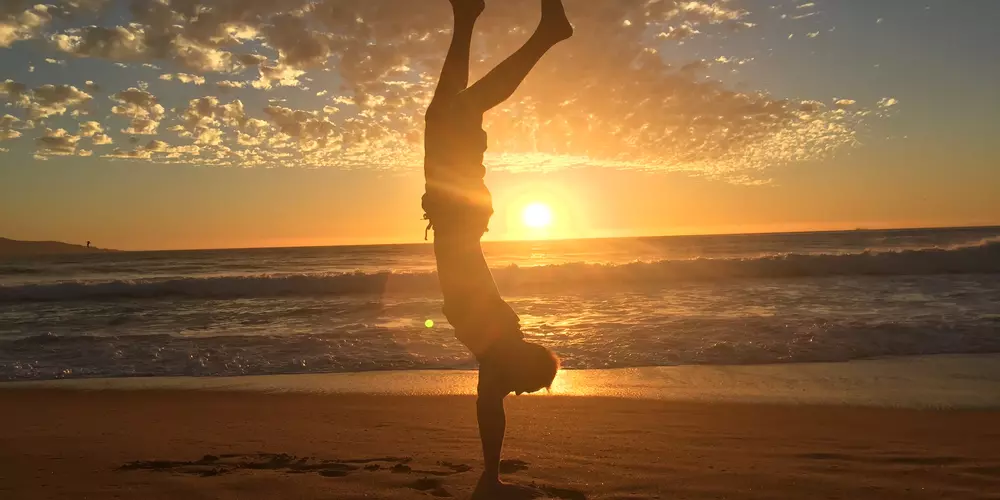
[86,241,91,249]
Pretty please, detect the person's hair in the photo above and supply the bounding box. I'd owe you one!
[507,341,560,393]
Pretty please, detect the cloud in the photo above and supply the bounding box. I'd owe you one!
[0,129,22,141]
[658,23,701,41]
[1,79,27,94]
[105,139,200,160]
[217,80,248,90]
[1,79,30,106]
[79,120,113,145]
[715,56,754,65]
[173,96,250,147]
[36,127,81,155]
[878,97,899,108]
[253,63,306,89]
[169,35,239,73]
[78,120,103,136]
[39,0,750,82]
[263,105,339,152]
[0,4,52,48]
[51,24,147,59]
[110,87,164,134]
[64,1,111,12]
[2,0,883,180]
[27,84,93,119]
[677,2,746,23]
[160,73,207,85]
[261,12,332,68]
[105,146,151,159]
[51,18,242,73]
[0,114,24,141]
[92,133,113,145]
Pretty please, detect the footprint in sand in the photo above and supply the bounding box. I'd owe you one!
[534,484,587,500]
[119,453,365,478]
[410,477,454,498]
[118,452,475,483]
[499,459,530,473]
[118,453,585,498]
[472,482,587,500]
[438,461,473,473]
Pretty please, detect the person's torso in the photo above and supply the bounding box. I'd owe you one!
[423,102,489,203]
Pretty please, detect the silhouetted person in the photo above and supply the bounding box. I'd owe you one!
[423,0,572,494]
[86,241,91,249]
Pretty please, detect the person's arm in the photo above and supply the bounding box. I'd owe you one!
[431,0,485,107]
[477,392,506,482]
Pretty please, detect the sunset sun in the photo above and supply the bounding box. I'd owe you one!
[522,203,554,229]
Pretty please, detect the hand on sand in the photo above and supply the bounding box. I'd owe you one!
[472,473,545,499]
[450,0,486,19]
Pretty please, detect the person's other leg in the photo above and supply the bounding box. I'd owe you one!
[458,0,573,114]
[431,0,485,106]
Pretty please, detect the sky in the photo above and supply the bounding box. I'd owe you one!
[1,0,998,251]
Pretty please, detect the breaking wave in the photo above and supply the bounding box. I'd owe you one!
[3,239,998,302]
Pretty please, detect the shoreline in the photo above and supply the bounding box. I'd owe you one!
[5,354,1000,409]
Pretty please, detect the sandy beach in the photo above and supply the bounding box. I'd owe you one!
[3,362,999,500]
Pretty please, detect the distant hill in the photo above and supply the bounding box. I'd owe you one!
[0,238,117,257]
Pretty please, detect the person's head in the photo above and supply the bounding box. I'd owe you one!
[492,340,560,395]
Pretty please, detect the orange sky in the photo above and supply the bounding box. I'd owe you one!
[1,1,998,250]
[4,135,996,251]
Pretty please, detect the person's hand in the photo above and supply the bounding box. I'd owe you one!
[450,0,486,19]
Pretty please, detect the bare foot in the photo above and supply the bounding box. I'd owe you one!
[451,0,485,19]
[539,0,574,43]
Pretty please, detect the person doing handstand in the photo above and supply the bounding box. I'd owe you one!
[422,0,573,493]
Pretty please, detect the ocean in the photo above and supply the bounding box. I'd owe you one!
[1,227,998,381]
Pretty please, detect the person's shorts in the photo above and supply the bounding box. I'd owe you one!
[422,187,493,237]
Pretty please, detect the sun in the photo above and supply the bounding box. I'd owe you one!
[522,202,554,229]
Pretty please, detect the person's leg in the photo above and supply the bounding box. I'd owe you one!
[458,0,573,114]
[431,0,485,105]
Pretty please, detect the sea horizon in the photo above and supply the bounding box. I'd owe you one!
[28,223,1000,254]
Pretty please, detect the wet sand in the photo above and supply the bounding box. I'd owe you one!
[1,388,998,499]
